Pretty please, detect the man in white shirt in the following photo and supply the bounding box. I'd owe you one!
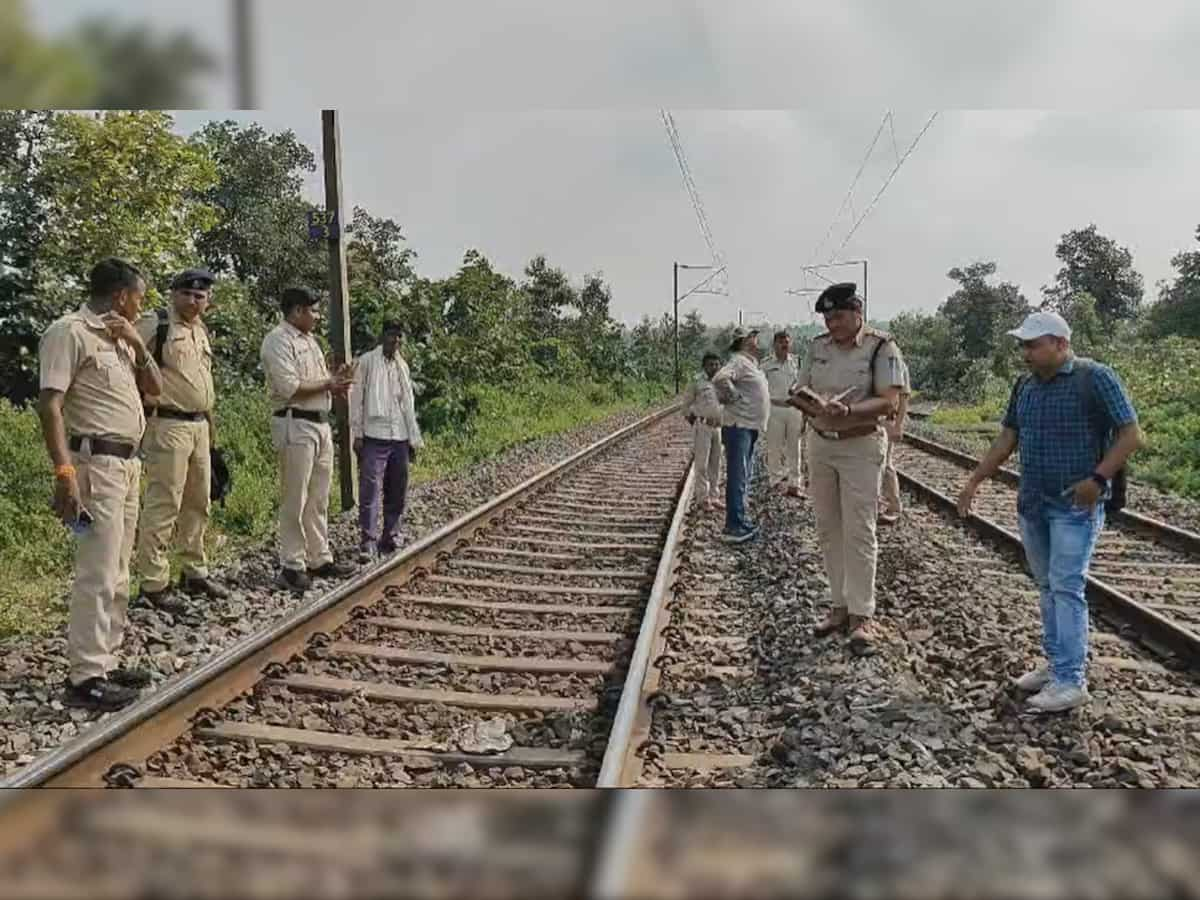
[712,328,770,543]
[350,320,424,562]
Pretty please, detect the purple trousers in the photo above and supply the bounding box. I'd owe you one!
[358,438,410,548]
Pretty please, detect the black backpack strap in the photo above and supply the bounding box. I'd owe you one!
[1007,373,1031,429]
[153,308,169,369]
[867,334,891,397]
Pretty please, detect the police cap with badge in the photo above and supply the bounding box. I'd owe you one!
[814,282,863,314]
[170,268,216,293]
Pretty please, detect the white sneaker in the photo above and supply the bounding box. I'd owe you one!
[1027,682,1089,713]
[1013,667,1051,692]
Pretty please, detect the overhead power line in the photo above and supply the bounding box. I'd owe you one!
[827,111,939,262]
[661,110,728,294]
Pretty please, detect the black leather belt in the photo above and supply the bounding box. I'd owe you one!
[274,408,329,424]
[69,436,138,459]
[812,425,878,441]
[770,399,793,407]
[146,406,206,422]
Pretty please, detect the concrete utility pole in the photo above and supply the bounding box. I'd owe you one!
[321,109,355,511]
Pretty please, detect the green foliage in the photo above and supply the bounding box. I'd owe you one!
[0,399,73,637]
[1044,224,1143,325]
[38,112,218,286]
[1144,232,1200,340]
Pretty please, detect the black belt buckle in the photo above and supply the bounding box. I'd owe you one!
[274,408,328,424]
[147,406,205,422]
[69,436,137,459]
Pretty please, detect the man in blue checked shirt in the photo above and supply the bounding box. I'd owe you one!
[957,311,1143,713]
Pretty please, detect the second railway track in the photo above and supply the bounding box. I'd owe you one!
[895,432,1200,666]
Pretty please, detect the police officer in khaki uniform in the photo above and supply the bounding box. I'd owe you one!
[680,351,725,511]
[134,269,228,614]
[790,283,905,654]
[37,258,163,711]
[761,330,804,497]
[260,287,356,592]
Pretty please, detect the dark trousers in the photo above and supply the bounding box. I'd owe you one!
[358,438,410,548]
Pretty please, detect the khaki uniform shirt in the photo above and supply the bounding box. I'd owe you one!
[260,321,331,414]
[797,326,905,434]
[39,305,145,443]
[680,372,724,423]
[136,307,215,413]
[760,353,801,402]
[712,352,770,432]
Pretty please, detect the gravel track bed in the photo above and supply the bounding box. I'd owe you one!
[894,441,1200,631]
[642,453,1200,788]
[910,419,1200,535]
[0,404,675,778]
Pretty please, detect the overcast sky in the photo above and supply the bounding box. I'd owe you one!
[32,1,1200,327]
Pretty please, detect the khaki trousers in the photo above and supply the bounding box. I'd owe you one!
[807,429,885,617]
[136,417,211,591]
[880,431,902,517]
[766,404,803,488]
[692,421,722,501]
[272,417,334,571]
[68,449,141,684]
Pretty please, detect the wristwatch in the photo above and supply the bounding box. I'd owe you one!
[1089,472,1109,489]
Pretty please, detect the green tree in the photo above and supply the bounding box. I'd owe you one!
[38,111,218,287]
[1044,224,1143,325]
[191,121,325,316]
[522,255,576,341]
[939,261,1030,366]
[1146,231,1200,339]
[0,111,217,402]
[1058,291,1104,355]
[0,110,55,403]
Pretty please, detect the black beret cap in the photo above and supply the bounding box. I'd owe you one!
[815,282,862,314]
[170,268,215,291]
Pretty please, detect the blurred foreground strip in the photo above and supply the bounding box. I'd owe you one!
[0,790,1197,898]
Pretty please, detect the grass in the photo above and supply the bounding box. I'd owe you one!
[0,378,668,640]
[920,337,1200,498]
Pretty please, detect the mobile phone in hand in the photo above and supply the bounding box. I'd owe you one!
[69,508,94,535]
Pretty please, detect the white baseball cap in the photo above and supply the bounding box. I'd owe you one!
[1006,311,1072,341]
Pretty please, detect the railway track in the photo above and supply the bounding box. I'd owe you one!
[895,433,1200,667]
[0,405,712,893]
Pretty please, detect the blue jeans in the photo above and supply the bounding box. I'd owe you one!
[1017,499,1105,687]
[722,426,758,532]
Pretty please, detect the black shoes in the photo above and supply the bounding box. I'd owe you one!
[276,568,311,593]
[307,560,356,579]
[108,667,154,689]
[63,677,140,712]
[135,586,189,617]
[180,573,230,600]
